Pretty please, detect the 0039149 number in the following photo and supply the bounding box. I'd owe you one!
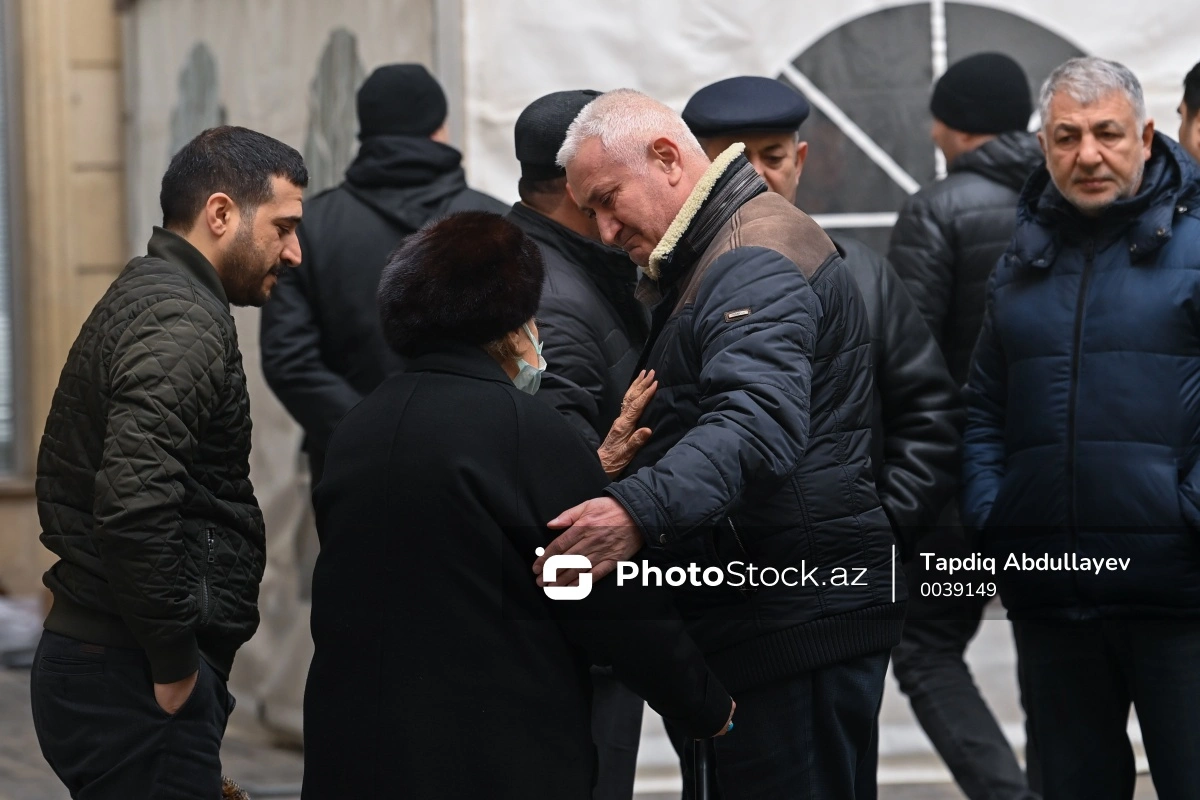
[919,582,998,598]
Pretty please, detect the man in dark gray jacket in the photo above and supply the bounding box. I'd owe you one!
[32,127,306,797]
[887,52,1043,800]
[261,64,505,484]
[542,89,903,800]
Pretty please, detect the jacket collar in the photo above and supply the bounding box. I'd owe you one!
[1013,132,1197,270]
[508,201,633,279]
[146,226,228,306]
[646,144,766,286]
[404,340,515,386]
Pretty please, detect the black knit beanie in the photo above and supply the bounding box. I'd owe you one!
[931,52,1032,134]
[357,64,447,139]
[515,90,602,180]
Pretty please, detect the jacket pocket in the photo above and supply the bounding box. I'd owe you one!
[711,517,756,597]
[39,655,104,676]
[199,527,216,627]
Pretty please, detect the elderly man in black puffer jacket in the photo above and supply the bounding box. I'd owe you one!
[539,89,903,800]
[32,127,306,799]
[683,75,962,563]
[887,52,1044,800]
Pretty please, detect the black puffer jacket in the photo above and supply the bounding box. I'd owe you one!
[836,236,962,556]
[506,203,649,448]
[37,228,265,684]
[260,136,506,479]
[609,148,905,692]
[887,132,1044,385]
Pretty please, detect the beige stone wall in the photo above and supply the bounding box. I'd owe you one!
[0,0,125,595]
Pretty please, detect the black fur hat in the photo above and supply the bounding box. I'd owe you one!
[378,212,545,357]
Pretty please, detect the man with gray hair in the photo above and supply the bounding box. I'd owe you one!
[535,88,905,799]
[962,56,1200,797]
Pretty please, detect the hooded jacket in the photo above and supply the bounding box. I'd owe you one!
[962,134,1200,619]
[259,136,506,479]
[506,202,649,448]
[608,146,905,692]
[888,132,1044,386]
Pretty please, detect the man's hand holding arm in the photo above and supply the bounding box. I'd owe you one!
[537,248,819,572]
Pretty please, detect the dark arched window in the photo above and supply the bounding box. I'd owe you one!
[783,2,1084,253]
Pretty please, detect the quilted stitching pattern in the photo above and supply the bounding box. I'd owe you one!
[36,253,265,678]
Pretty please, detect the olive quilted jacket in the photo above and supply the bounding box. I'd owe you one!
[36,227,265,684]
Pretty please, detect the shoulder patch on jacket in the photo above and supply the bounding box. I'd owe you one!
[723,308,752,323]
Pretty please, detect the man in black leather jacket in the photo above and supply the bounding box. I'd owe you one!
[260,64,506,484]
[683,75,962,561]
[887,53,1044,800]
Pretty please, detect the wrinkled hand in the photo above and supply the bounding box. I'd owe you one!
[154,670,198,715]
[598,370,658,478]
[535,497,644,585]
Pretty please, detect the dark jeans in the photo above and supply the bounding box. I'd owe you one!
[893,533,1039,800]
[1013,619,1200,800]
[666,651,890,800]
[30,631,234,799]
[590,667,645,800]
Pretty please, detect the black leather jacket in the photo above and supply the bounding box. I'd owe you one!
[887,132,1044,386]
[836,236,962,555]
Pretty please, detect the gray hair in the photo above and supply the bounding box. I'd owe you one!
[556,88,706,173]
[1038,57,1147,128]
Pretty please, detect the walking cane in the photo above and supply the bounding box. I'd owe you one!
[693,738,713,800]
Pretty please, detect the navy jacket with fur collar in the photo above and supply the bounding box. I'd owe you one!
[608,147,905,692]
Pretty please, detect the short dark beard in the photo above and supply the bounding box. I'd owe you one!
[219,216,278,307]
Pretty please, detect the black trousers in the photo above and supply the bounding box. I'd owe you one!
[667,651,890,800]
[1014,619,1200,800]
[30,630,234,799]
[590,667,645,800]
[893,530,1039,800]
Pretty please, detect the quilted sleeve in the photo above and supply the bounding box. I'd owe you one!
[887,191,955,348]
[607,246,819,544]
[92,298,227,683]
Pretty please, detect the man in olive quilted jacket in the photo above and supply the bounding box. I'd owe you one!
[31,126,306,798]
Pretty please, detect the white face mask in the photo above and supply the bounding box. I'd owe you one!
[512,323,546,395]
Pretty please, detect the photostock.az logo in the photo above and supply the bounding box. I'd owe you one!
[536,547,593,600]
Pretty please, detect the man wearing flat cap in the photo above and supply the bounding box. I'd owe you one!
[886,52,1043,800]
[261,63,507,486]
[505,89,652,800]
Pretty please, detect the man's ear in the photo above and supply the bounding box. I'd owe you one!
[1037,129,1049,160]
[651,137,685,186]
[795,140,809,178]
[202,192,237,238]
[1142,117,1155,160]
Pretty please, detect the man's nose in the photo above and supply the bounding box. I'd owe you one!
[597,214,621,247]
[1078,134,1104,167]
[282,232,302,266]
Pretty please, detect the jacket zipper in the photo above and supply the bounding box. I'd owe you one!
[1065,239,1095,598]
[728,516,748,556]
[727,516,755,596]
[200,528,215,626]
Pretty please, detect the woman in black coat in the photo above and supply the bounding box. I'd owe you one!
[301,212,733,800]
